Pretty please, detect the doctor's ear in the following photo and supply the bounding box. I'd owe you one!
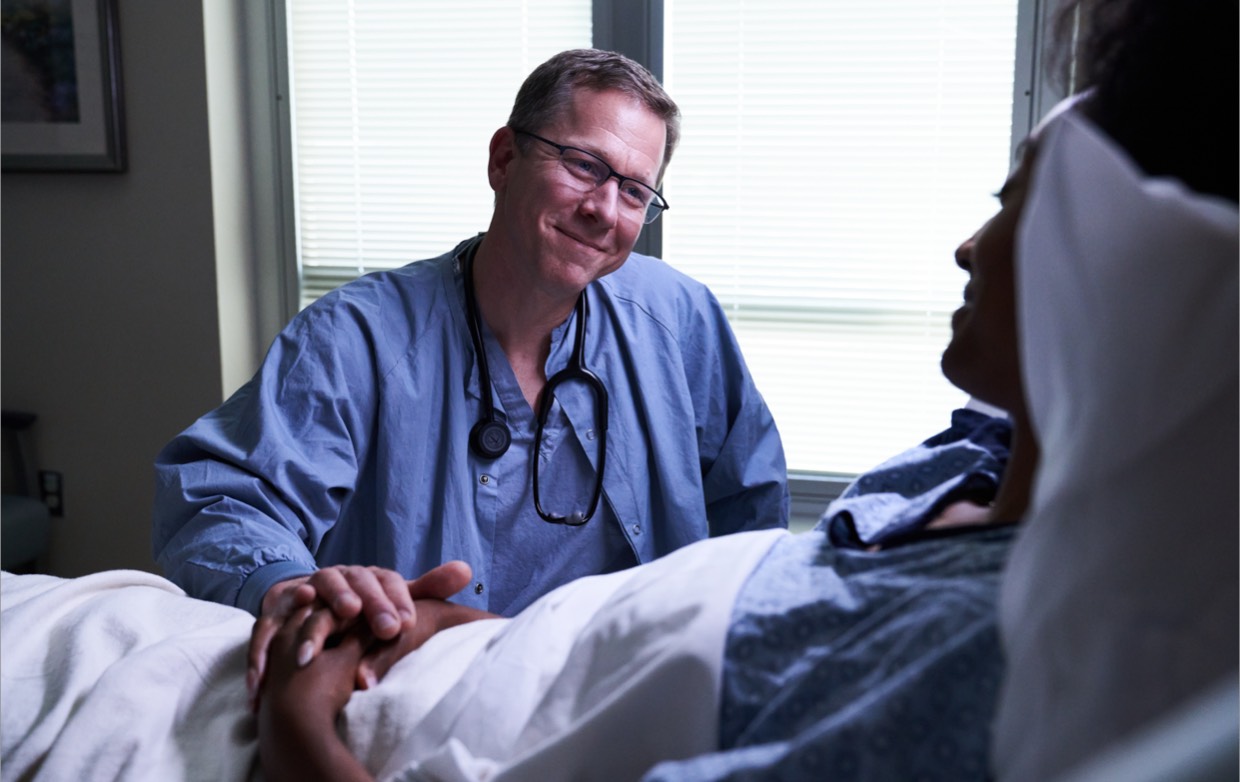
[487,127,518,191]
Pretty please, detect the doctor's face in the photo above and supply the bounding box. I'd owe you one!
[941,145,1037,412]
[487,88,666,299]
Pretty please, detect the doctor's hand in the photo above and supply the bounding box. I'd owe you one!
[246,561,474,711]
[354,576,497,691]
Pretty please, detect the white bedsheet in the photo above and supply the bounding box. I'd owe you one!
[1,568,258,781]
[1,528,785,781]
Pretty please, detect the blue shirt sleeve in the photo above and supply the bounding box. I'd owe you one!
[689,285,790,536]
[152,287,387,613]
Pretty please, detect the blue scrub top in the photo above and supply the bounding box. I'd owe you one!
[152,236,789,616]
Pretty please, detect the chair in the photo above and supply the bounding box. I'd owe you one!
[2,410,52,573]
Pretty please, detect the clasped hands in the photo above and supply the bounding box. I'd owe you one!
[246,561,492,712]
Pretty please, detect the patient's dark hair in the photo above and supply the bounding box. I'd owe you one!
[1053,0,1237,201]
[506,48,682,182]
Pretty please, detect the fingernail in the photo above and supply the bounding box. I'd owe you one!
[375,612,398,635]
[363,669,377,689]
[297,641,314,667]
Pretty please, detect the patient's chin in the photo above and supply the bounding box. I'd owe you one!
[941,345,1004,410]
[941,320,1023,408]
[939,341,972,394]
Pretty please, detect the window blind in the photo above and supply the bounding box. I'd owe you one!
[663,0,1018,474]
[285,0,592,308]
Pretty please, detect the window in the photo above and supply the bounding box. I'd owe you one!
[662,0,1019,476]
[278,0,1041,512]
[285,1,593,307]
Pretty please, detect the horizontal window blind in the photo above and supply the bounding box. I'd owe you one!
[663,0,1018,474]
[285,1,592,308]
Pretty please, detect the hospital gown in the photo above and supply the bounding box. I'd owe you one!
[645,408,1014,781]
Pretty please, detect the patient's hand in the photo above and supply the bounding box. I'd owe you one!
[258,593,496,782]
[247,561,478,710]
[259,604,375,782]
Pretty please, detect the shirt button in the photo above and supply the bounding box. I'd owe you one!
[474,582,484,595]
[586,429,595,440]
[479,474,490,485]
[632,524,642,535]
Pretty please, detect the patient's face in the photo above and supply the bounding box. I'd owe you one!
[940,146,1037,411]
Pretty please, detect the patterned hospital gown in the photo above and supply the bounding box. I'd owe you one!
[644,408,1015,781]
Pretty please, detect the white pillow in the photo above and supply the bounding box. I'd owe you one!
[992,110,1239,781]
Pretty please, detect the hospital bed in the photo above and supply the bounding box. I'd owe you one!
[1,551,1233,782]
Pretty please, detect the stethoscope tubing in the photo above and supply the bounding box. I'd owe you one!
[462,239,608,525]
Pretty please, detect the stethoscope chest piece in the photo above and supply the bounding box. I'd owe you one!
[470,417,511,459]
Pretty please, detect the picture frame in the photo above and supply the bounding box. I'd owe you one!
[1,0,126,172]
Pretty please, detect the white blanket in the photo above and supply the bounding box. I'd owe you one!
[1,569,259,781]
[1,528,785,781]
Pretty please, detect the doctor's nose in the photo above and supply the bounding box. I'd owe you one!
[579,178,621,225]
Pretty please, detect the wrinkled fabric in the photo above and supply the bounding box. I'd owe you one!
[0,570,259,782]
[366,529,784,782]
[820,407,1010,547]
[1,529,785,782]
[645,409,1014,782]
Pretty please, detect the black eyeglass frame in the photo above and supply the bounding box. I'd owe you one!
[513,128,670,224]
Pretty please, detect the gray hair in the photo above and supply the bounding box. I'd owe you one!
[507,48,682,182]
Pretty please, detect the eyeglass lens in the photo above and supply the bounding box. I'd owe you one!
[557,149,664,221]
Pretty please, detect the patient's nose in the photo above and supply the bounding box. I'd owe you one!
[954,237,976,271]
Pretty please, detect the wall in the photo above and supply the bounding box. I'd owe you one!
[1,2,240,576]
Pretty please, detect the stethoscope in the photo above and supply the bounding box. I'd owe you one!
[462,241,608,526]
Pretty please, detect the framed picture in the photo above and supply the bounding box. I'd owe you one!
[1,0,125,172]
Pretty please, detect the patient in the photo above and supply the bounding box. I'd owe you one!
[989,0,1238,779]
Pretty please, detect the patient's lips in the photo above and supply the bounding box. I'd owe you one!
[952,284,975,328]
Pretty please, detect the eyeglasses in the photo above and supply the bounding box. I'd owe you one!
[513,129,670,225]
